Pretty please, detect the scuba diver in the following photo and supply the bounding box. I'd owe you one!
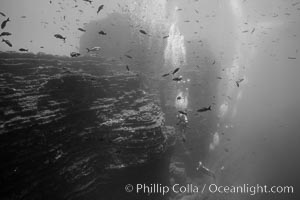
[176,111,188,142]
[196,161,216,182]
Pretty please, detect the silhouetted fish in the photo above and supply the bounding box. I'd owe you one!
[0,31,11,36]
[1,18,10,29]
[251,28,255,34]
[178,110,187,115]
[70,52,80,57]
[97,5,104,14]
[54,34,66,42]
[98,30,106,35]
[19,48,28,52]
[172,76,182,82]
[83,0,92,4]
[163,35,169,39]
[172,67,180,75]
[125,54,133,59]
[162,73,170,77]
[78,28,86,32]
[197,106,211,112]
[126,65,130,71]
[177,96,182,100]
[2,38,12,47]
[0,12,5,17]
[139,30,147,35]
[235,78,244,87]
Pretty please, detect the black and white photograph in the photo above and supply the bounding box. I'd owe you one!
[0,0,299,199]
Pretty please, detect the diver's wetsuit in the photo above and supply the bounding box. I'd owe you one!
[196,161,216,181]
[177,113,188,142]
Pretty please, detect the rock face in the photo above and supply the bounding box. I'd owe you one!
[0,52,175,200]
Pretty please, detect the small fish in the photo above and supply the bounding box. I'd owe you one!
[21,16,26,18]
[242,30,248,33]
[0,12,5,17]
[0,31,11,36]
[19,48,28,52]
[172,76,182,82]
[288,57,296,59]
[83,0,92,4]
[98,30,106,35]
[197,106,211,112]
[184,20,190,23]
[40,46,44,48]
[178,110,187,115]
[125,54,133,59]
[54,34,66,42]
[2,38,12,47]
[172,67,180,75]
[176,8,183,11]
[126,65,130,71]
[235,78,244,87]
[251,28,255,34]
[97,5,104,14]
[163,35,169,39]
[176,96,182,100]
[86,46,101,52]
[162,73,170,77]
[70,52,81,57]
[1,18,10,29]
[139,29,147,35]
[78,28,86,32]
[212,60,216,65]
[217,76,222,79]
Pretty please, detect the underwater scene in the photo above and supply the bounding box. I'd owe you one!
[0,0,300,200]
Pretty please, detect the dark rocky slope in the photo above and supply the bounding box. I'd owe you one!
[0,52,175,200]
